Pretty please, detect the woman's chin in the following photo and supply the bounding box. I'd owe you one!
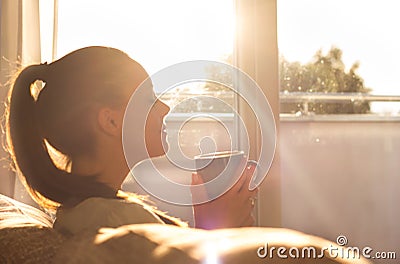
[148,146,168,159]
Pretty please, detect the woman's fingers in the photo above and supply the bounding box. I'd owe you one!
[230,162,257,193]
[191,173,209,202]
[235,163,259,207]
[241,161,259,193]
[191,160,259,229]
[241,212,256,227]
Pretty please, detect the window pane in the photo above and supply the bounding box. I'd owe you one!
[278,0,400,117]
[57,0,234,76]
[56,0,236,157]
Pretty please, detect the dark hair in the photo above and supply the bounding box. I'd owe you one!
[5,46,148,209]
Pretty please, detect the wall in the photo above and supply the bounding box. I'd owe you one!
[279,120,400,260]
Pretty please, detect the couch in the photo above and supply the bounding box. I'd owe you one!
[0,194,371,263]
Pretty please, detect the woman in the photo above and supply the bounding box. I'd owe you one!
[5,46,257,234]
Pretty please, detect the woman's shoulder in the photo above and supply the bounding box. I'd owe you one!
[71,196,151,212]
[117,191,188,227]
[53,197,164,236]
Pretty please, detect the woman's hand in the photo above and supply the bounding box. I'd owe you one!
[191,162,258,230]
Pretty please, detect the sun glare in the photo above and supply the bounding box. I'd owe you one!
[56,0,235,76]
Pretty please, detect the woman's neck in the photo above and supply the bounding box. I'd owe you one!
[71,150,129,191]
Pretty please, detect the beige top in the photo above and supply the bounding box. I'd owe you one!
[53,197,164,235]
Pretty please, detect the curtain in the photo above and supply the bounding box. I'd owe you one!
[0,0,41,202]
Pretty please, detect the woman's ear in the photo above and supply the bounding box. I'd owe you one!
[97,107,123,137]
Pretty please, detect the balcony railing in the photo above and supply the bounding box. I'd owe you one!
[280,92,400,103]
[161,91,400,121]
[280,92,400,121]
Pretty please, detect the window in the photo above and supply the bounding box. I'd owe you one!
[278,0,400,119]
[56,0,234,75]
[55,0,237,158]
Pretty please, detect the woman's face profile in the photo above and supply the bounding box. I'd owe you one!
[145,93,170,158]
[119,65,171,161]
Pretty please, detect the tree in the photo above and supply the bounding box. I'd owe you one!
[280,47,371,114]
[162,54,235,113]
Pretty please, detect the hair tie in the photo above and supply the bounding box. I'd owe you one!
[20,62,49,86]
[36,62,49,82]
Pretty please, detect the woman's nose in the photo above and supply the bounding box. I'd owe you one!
[159,100,170,115]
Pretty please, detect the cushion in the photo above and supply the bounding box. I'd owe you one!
[0,226,65,263]
[0,194,64,263]
[0,194,53,228]
[54,224,372,264]
[0,194,373,264]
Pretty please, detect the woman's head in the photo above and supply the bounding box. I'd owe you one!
[37,47,149,156]
[6,46,169,209]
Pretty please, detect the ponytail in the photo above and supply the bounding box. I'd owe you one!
[6,64,116,210]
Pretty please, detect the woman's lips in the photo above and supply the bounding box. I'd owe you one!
[161,125,168,146]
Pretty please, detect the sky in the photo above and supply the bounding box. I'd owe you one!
[278,0,400,96]
[41,0,400,113]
